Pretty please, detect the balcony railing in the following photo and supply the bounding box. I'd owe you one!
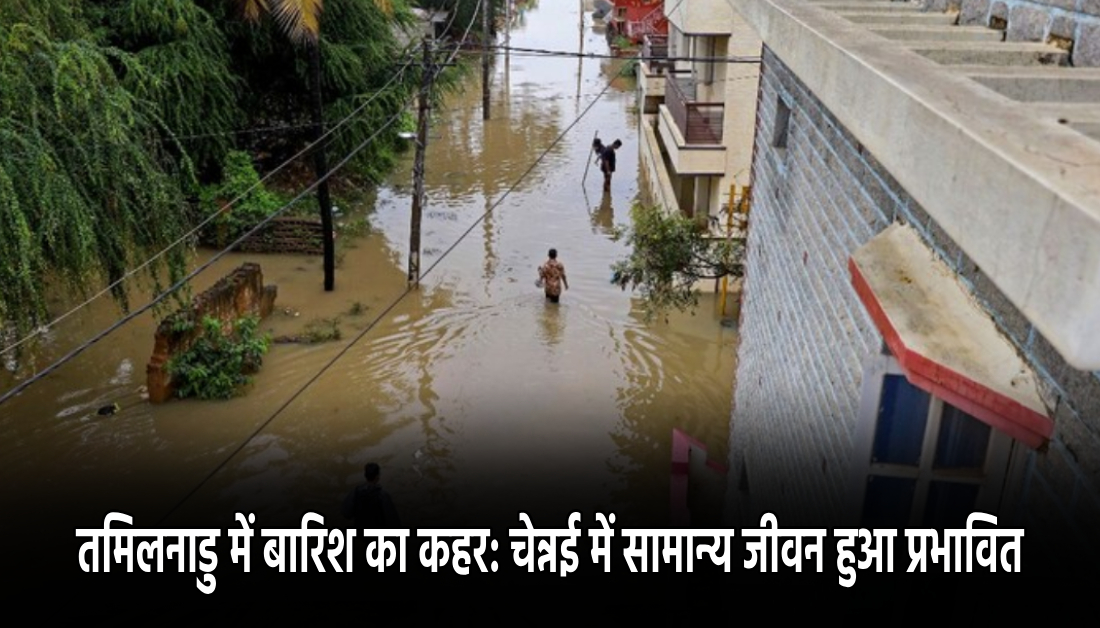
[666,75,724,145]
[641,34,670,75]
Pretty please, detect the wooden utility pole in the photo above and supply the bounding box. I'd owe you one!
[310,43,335,291]
[408,37,433,288]
[482,0,491,120]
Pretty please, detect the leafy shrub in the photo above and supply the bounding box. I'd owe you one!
[199,151,283,246]
[611,203,744,321]
[167,315,271,400]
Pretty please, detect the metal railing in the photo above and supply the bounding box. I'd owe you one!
[666,75,724,145]
[641,34,670,75]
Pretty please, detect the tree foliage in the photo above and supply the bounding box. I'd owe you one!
[0,0,420,345]
[611,203,744,321]
[198,150,285,245]
[0,12,192,332]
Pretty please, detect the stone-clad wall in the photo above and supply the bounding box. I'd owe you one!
[726,45,1100,566]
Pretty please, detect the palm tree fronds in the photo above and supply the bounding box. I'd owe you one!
[238,0,271,22]
[269,0,323,44]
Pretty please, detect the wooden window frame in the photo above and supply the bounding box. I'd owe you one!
[847,352,1021,528]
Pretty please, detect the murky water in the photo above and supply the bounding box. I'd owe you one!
[0,2,736,536]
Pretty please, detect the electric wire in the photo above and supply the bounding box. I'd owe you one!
[0,53,420,359]
[0,3,485,398]
[0,108,408,407]
[468,44,761,64]
[156,44,623,527]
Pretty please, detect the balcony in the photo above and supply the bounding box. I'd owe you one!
[657,74,726,175]
[666,75,724,145]
[638,35,670,100]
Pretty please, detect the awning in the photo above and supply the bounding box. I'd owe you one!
[849,223,1054,450]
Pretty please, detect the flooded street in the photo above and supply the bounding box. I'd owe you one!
[0,1,737,537]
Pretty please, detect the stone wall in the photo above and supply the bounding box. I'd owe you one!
[726,45,1100,564]
[936,0,1100,65]
[146,263,277,403]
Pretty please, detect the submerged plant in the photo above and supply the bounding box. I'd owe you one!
[167,315,271,400]
[611,202,744,322]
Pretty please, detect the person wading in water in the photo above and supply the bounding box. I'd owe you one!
[342,462,401,528]
[538,248,569,304]
[599,139,622,192]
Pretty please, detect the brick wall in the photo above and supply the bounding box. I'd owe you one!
[942,0,1100,65]
[146,263,277,403]
[206,216,326,255]
[726,45,1100,564]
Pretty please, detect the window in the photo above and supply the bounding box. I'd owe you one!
[772,96,790,149]
[848,353,1015,530]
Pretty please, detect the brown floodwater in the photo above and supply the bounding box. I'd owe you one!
[0,2,736,538]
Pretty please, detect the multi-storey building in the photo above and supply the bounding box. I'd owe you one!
[637,1,762,227]
[728,0,1100,573]
[643,0,1100,573]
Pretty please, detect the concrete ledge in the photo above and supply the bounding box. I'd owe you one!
[835,11,958,24]
[903,40,1069,65]
[640,115,683,216]
[949,65,1100,78]
[728,0,1100,369]
[1030,102,1100,121]
[850,223,1052,448]
[969,76,1100,103]
[868,25,1006,41]
[812,1,927,10]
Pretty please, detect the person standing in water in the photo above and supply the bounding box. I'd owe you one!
[599,139,622,192]
[538,248,569,304]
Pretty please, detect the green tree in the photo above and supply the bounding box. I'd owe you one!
[611,203,744,321]
[0,0,424,355]
[0,6,193,337]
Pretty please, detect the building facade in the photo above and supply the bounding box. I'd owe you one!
[637,0,761,226]
[719,0,1100,574]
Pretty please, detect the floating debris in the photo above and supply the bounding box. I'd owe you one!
[97,403,120,416]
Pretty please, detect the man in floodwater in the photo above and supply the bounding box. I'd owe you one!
[342,462,401,528]
[599,139,622,192]
[539,248,569,304]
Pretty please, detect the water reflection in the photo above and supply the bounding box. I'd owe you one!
[0,0,737,541]
[537,297,565,348]
[607,296,738,526]
[591,189,615,235]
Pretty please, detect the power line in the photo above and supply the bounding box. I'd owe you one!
[156,57,625,527]
[0,6,484,399]
[467,43,761,64]
[0,99,410,407]
[0,54,421,359]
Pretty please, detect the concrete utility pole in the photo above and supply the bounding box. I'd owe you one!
[408,37,433,288]
[310,43,335,291]
[482,0,491,120]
